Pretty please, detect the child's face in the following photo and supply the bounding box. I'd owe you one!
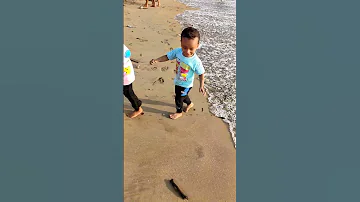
[181,37,199,57]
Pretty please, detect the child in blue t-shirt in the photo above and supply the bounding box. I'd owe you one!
[150,27,206,120]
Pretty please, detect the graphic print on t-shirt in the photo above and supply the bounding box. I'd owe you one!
[124,66,131,75]
[176,58,191,81]
[124,49,132,76]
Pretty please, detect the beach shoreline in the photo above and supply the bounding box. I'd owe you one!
[124,0,236,201]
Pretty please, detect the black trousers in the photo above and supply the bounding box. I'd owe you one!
[175,85,192,113]
[123,83,142,111]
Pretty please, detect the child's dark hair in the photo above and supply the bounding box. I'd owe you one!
[181,27,200,43]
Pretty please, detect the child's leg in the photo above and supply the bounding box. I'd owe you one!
[123,83,143,118]
[151,0,156,7]
[123,83,142,110]
[171,86,192,119]
[157,0,160,7]
[143,0,149,7]
[183,94,194,112]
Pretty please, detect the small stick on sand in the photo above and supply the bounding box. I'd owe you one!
[169,179,188,200]
[130,58,141,63]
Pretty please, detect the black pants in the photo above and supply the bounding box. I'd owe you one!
[175,85,192,113]
[123,83,142,111]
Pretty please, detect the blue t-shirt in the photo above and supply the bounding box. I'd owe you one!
[166,48,205,88]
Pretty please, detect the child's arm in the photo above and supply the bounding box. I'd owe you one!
[149,55,169,65]
[199,74,206,96]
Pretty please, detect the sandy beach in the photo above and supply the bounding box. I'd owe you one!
[123,0,236,201]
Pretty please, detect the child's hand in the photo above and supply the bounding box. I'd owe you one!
[149,59,157,65]
[199,86,206,96]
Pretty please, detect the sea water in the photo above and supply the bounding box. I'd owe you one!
[175,0,237,148]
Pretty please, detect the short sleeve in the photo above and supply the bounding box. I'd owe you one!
[166,48,180,60]
[124,45,131,61]
[195,60,205,75]
[124,45,130,57]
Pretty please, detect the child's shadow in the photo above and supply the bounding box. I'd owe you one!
[141,98,174,108]
[124,103,170,118]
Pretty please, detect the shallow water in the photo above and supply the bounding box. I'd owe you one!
[175,0,237,148]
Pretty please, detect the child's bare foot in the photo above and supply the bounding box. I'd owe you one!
[142,3,148,8]
[151,0,156,7]
[157,3,161,7]
[184,103,194,112]
[128,107,144,118]
[170,112,182,120]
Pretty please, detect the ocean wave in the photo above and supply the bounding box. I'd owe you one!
[175,0,237,148]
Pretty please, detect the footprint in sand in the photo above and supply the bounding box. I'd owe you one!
[195,146,205,159]
[161,66,169,71]
[153,77,164,85]
[158,77,164,84]
[162,122,177,133]
[161,39,170,45]
[151,66,157,71]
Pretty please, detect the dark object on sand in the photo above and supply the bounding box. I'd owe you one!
[202,108,203,112]
[136,37,148,42]
[169,179,188,200]
[130,58,140,63]
[153,77,165,85]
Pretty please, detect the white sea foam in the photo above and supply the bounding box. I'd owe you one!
[175,0,237,148]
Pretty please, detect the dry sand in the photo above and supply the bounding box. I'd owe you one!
[124,0,236,201]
